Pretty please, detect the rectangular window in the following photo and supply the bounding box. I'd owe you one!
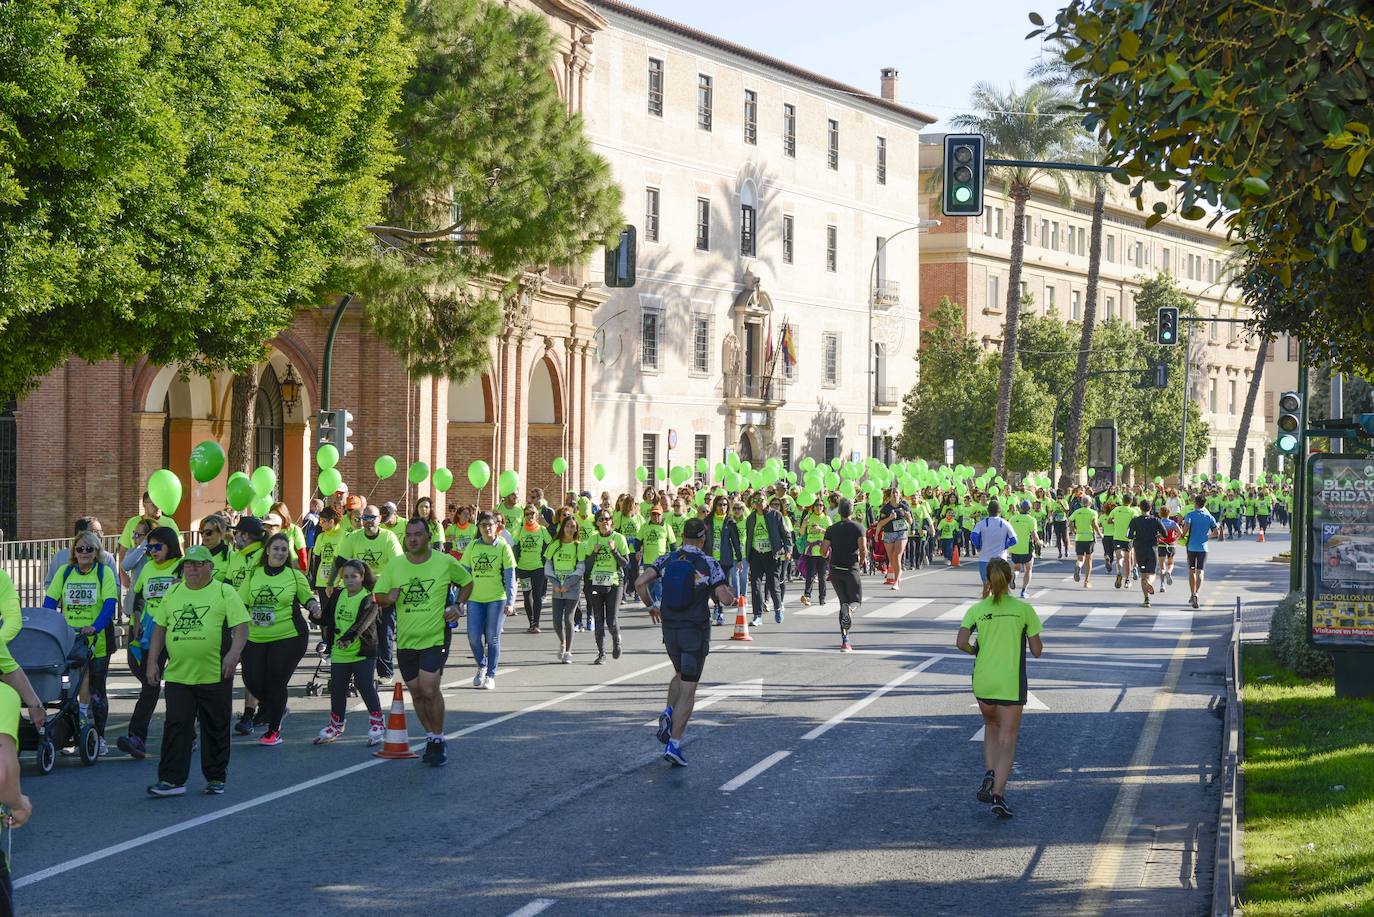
[743,89,757,144]
[1071,289,1081,321]
[1266,338,1275,362]
[644,187,660,243]
[1040,219,1050,249]
[825,225,837,272]
[1106,295,1115,319]
[1161,248,1171,273]
[983,209,994,237]
[641,311,659,370]
[822,332,839,386]
[827,119,840,170]
[781,324,796,379]
[694,434,709,468]
[1022,214,1032,245]
[740,204,756,256]
[1050,222,1060,251]
[697,74,713,130]
[782,104,796,157]
[1077,226,1086,255]
[876,136,887,185]
[1106,235,1115,262]
[780,437,794,473]
[1264,390,1274,422]
[1210,447,1218,475]
[1228,379,1237,413]
[1045,285,1056,311]
[1248,449,1256,481]
[695,197,710,251]
[642,433,659,475]
[782,215,794,264]
[647,58,664,116]
[824,436,838,464]
[1287,335,1299,361]
[1209,378,1217,413]
[1019,280,1029,302]
[691,315,710,374]
[997,208,1005,239]
[987,274,1000,312]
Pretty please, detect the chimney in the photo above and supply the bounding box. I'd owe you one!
[880,68,899,102]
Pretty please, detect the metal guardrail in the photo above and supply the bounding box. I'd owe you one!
[1,532,199,608]
[1239,599,1280,644]
[1212,596,1244,917]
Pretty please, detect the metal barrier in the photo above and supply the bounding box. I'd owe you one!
[1212,597,1245,916]
[1239,599,1280,644]
[1,532,199,609]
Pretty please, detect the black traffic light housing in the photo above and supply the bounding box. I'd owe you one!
[604,225,637,288]
[941,134,984,217]
[1276,390,1302,454]
[1157,306,1179,345]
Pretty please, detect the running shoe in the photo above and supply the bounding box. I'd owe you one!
[613,643,622,660]
[819,599,828,606]
[1073,567,1080,582]
[531,626,541,634]
[713,611,724,626]
[800,595,811,606]
[420,740,435,765]
[234,711,256,735]
[663,739,687,767]
[1018,588,1027,599]
[976,770,995,804]
[1115,573,1123,589]
[315,721,345,745]
[774,608,784,624]
[367,720,385,746]
[891,581,899,591]
[483,675,496,690]
[594,653,606,665]
[117,735,147,760]
[204,781,226,796]
[1191,594,1199,609]
[752,614,762,627]
[96,737,108,757]
[840,639,853,653]
[656,707,674,745]
[1143,596,1151,607]
[1165,571,1173,585]
[562,651,573,664]
[429,738,448,767]
[990,794,1013,818]
[258,730,283,747]
[147,781,185,798]
[574,621,583,633]
[473,671,486,687]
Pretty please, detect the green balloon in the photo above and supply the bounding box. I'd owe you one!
[695,457,710,475]
[796,491,816,507]
[552,456,568,475]
[188,440,225,483]
[226,475,255,511]
[250,495,272,518]
[316,444,340,470]
[593,463,606,482]
[433,467,454,492]
[375,455,397,481]
[318,467,343,496]
[1087,468,1096,478]
[1114,463,1123,473]
[727,452,741,470]
[694,489,708,507]
[251,465,277,498]
[408,462,429,486]
[799,456,816,473]
[147,469,183,516]
[498,469,520,498]
[839,480,856,500]
[655,467,667,481]
[670,466,691,487]
[467,460,491,490]
[635,466,649,483]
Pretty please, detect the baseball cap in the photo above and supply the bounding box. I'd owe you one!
[345,495,365,510]
[183,545,214,563]
[682,518,707,539]
[232,517,265,538]
[262,513,282,526]
[382,501,398,515]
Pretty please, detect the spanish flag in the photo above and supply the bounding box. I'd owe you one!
[780,322,797,367]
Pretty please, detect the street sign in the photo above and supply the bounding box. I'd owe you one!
[944,438,955,465]
[668,429,678,449]
[1308,454,1374,648]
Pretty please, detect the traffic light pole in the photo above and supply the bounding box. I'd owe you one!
[320,293,354,414]
[1291,340,1309,593]
[984,158,1116,174]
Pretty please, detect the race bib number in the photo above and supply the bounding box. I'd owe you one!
[591,571,615,587]
[146,577,175,601]
[64,583,97,607]
[250,606,276,628]
[891,518,909,532]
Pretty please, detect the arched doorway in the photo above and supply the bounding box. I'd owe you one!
[253,365,284,498]
[446,372,497,505]
[527,356,565,499]
[738,431,757,465]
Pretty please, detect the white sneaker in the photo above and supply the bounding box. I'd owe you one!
[473,671,485,687]
[483,675,496,690]
[562,651,573,664]
[367,722,385,746]
[96,738,108,757]
[1018,588,1027,599]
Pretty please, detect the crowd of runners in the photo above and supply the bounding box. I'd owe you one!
[0,460,1289,829]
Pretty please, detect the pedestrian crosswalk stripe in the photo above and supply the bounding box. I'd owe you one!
[867,598,933,619]
[1036,605,1062,622]
[936,600,976,622]
[1080,607,1124,629]
[794,602,834,617]
[1153,607,1193,632]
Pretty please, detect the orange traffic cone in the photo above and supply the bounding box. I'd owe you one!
[374,682,419,759]
[951,544,961,567]
[730,596,752,642]
[1258,530,1265,543]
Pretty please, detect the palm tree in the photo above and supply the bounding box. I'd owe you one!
[1230,335,1269,480]
[951,83,1081,470]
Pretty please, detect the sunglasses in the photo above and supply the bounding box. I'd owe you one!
[148,543,167,552]
[361,515,379,521]
[74,545,97,554]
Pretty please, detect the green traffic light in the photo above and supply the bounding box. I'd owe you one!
[1276,433,1299,453]
[954,187,972,203]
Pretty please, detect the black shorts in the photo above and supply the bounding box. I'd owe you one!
[1075,540,1095,556]
[1010,552,1032,565]
[1157,544,1175,557]
[1258,515,1270,528]
[1187,550,1208,571]
[397,629,451,682]
[829,566,863,606]
[976,696,1025,707]
[662,622,711,683]
[1133,547,1157,573]
[1102,536,1115,555]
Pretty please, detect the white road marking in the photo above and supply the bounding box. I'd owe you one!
[1079,607,1124,629]
[866,598,933,619]
[794,602,835,617]
[1032,589,1050,598]
[1036,605,1063,622]
[719,750,793,792]
[800,657,942,741]
[506,900,557,917]
[1152,606,1193,632]
[15,660,673,889]
[642,679,764,726]
[936,600,976,622]
[729,644,1162,670]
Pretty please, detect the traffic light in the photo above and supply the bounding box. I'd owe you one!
[1157,306,1179,345]
[335,409,355,456]
[1357,413,1374,437]
[1276,391,1302,454]
[604,225,636,288]
[1153,362,1168,389]
[317,410,336,446]
[941,134,984,217]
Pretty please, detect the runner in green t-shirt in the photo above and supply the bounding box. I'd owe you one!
[1006,502,1042,598]
[315,558,384,747]
[145,546,250,797]
[1068,502,1102,587]
[461,513,518,687]
[545,517,587,662]
[956,557,1044,819]
[586,511,632,663]
[238,534,318,746]
[1107,502,1140,589]
[514,504,552,633]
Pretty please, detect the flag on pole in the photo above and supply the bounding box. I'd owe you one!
[765,315,774,367]
[780,322,797,367]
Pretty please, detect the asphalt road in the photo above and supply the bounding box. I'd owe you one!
[12,531,1290,916]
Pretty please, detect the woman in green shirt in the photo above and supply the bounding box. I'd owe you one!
[585,512,630,664]
[613,496,643,602]
[120,528,185,759]
[238,533,318,746]
[545,515,585,663]
[315,559,383,746]
[462,513,517,687]
[515,504,552,634]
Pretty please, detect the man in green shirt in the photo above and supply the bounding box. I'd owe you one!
[1068,502,1102,588]
[1107,500,1140,590]
[1007,501,1042,598]
[146,546,250,797]
[375,518,473,766]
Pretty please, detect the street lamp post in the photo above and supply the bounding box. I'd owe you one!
[866,220,939,460]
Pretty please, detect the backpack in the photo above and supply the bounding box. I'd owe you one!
[61,561,106,589]
[660,550,707,615]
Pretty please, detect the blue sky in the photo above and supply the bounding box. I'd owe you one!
[627,0,1060,128]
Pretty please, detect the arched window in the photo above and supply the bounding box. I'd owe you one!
[253,366,284,496]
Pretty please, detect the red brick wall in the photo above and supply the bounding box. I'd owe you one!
[445,421,498,510]
[527,423,565,503]
[919,259,970,337]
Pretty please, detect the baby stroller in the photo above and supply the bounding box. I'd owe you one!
[867,524,888,576]
[9,607,100,774]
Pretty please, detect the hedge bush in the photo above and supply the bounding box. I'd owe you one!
[1267,592,1334,678]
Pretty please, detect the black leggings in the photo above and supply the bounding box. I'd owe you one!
[552,597,580,646]
[521,568,548,628]
[803,555,828,601]
[127,650,166,742]
[330,658,381,720]
[749,551,781,617]
[241,630,308,733]
[83,654,110,738]
[587,586,621,653]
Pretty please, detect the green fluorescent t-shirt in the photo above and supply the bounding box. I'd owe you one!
[152,580,250,685]
[340,529,403,578]
[313,526,346,587]
[1069,507,1099,542]
[376,551,473,650]
[544,539,584,574]
[1008,513,1038,553]
[514,525,551,572]
[45,565,119,658]
[960,595,1043,702]
[238,566,313,643]
[462,540,516,604]
[639,522,675,564]
[1108,505,1139,540]
[585,533,629,586]
[330,589,371,663]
